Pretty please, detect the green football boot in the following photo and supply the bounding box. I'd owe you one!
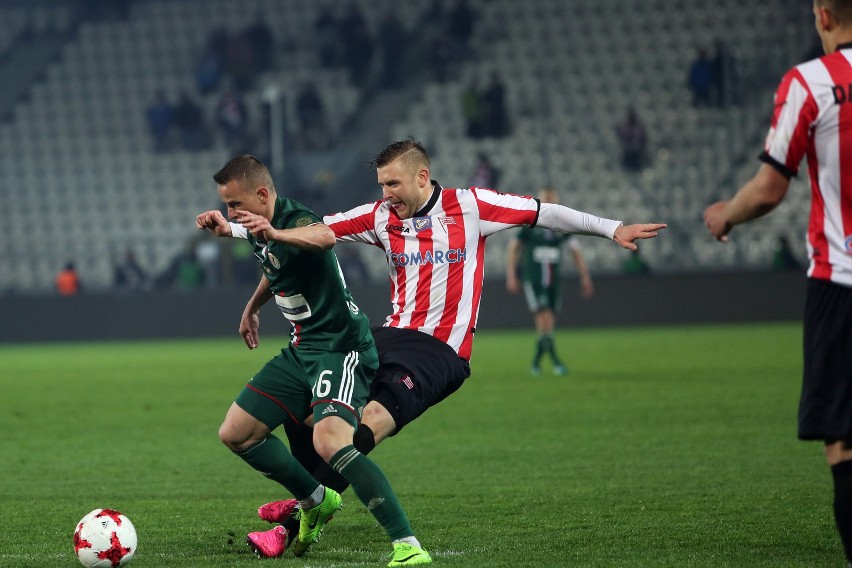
[291,488,342,557]
[387,542,432,566]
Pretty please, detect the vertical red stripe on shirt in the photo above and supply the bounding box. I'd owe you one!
[807,150,832,280]
[457,234,486,360]
[410,223,435,329]
[821,54,852,278]
[386,213,408,327]
[433,191,466,343]
[782,69,819,175]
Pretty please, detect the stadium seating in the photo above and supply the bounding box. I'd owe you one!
[0,0,817,294]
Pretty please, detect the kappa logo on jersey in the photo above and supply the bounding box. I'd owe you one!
[413,216,432,232]
[387,248,467,267]
[386,223,410,234]
[321,404,337,415]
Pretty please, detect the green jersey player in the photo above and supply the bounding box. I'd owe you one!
[506,188,594,376]
[196,155,431,566]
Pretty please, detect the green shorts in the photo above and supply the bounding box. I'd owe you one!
[522,280,561,313]
[234,344,378,430]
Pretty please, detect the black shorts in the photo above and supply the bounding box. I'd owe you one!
[799,278,852,441]
[370,326,471,435]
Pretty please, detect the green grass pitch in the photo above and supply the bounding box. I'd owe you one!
[0,323,843,567]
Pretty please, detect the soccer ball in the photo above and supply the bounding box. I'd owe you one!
[73,509,137,567]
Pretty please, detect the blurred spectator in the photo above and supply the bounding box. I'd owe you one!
[194,36,225,95]
[430,32,455,83]
[145,90,173,153]
[244,14,275,72]
[771,236,803,271]
[469,153,500,188]
[113,249,147,289]
[173,92,207,151]
[295,82,329,151]
[483,72,509,137]
[688,48,714,107]
[315,6,339,68]
[616,106,649,172]
[340,3,374,87]
[56,262,81,296]
[461,78,484,138]
[378,8,406,89]
[225,32,258,91]
[421,0,448,51]
[712,38,736,108]
[216,91,249,153]
[448,0,475,56]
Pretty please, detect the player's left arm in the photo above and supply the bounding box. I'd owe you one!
[233,210,336,250]
[537,203,666,251]
[704,163,791,242]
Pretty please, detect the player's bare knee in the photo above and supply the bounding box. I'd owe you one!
[825,439,852,466]
[361,403,396,444]
[219,417,265,451]
[313,416,353,461]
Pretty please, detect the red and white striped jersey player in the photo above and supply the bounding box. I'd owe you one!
[705,2,852,563]
[242,139,665,448]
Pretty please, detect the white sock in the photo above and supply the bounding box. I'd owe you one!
[392,536,421,548]
[298,485,325,509]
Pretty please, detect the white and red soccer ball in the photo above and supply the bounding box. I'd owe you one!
[73,509,137,567]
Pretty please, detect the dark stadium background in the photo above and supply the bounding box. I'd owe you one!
[0,0,813,342]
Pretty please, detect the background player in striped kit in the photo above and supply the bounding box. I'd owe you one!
[705,1,852,561]
[235,139,665,549]
[506,187,594,376]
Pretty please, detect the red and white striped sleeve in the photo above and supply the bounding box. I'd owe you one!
[323,201,384,246]
[761,67,819,178]
[470,187,539,236]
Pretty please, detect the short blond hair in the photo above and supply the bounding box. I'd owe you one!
[372,139,430,174]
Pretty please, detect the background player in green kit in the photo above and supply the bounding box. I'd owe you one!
[505,188,594,376]
[195,155,431,567]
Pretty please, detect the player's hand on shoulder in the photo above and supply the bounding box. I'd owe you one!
[613,223,667,251]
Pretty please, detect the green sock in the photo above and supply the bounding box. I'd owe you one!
[235,434,319,500]
[329,445,413,540]
[543,333,563,366]
[533,336,545,366]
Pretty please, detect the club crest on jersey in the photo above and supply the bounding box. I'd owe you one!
[268,253,281,269]
[413,217,432,232]
[439,216,456,227]
[845,235,852,254]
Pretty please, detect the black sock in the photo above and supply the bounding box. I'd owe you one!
[832,460,852,562]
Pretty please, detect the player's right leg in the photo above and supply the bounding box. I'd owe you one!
[227,351,329,557]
